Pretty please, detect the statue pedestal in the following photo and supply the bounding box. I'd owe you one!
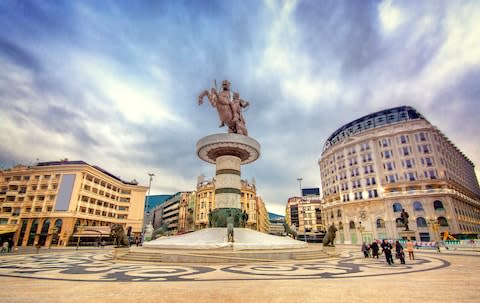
[143,223,154,241]
[398,230,415,240]
[197,133,260,227]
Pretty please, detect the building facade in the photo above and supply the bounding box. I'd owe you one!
[195,178,269,232]
[318,106,480,244]
[256,196,270,233]
[285,196,324,241]
[268,213,286,236]
[0,161,147,247]
[151,192,194,235]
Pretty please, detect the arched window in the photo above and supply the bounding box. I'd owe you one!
[349,221,356,229]
[438,216,449,226]
[330,211,334,219]
[337,209,342,217]
[54,219,63,234]
[376,218,385,228]
[393,202,402,212]
[27,219,39,245]
[338,222,344,230]
[40,219,50,234]
[434,200,444,210]
[416,217,427,227]
[413,201,424,211]
[395,218,404,227]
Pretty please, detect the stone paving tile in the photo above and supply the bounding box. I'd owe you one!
[0,246,478,303]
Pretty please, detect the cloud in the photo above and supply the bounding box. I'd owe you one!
[1,0,479,217]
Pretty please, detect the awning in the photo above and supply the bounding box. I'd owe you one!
[0,226,18,235]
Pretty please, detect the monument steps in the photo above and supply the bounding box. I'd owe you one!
[115,247,335,264]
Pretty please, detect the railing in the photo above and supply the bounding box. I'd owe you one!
[383,188,451,197]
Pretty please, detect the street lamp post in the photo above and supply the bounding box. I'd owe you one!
[146,173,155,210]
[427,218,439,242]
[358,222,365,243]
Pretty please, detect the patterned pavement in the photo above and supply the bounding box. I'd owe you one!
[0,249,450,282]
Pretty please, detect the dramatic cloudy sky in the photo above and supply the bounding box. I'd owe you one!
[1,0,479,215]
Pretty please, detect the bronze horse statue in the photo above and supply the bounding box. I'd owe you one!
[198,80,248,136]
[110,224,129,247]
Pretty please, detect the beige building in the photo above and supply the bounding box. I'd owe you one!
[256,196,270,233]
[195,178,269,231]
[319,106,480,243]
[151,192,194,235]
[0,161,147,247]
[286,196,324,241]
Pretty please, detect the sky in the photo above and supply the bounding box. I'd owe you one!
[1,0,480,216]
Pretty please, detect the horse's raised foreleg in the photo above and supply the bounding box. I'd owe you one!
[198,90,209,105]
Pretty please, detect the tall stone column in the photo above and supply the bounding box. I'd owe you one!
[197,133,260,227]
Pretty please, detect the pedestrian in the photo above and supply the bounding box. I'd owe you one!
[381,239,394,265]
[435,242,441,253]
[35,242,41,254]
[361,242,369,258]
[395,240,406,264]
[406,239,415,260]
[371,240,380,259]
[101,240,106,248]
[8,239,13,253]
[1,241,8,254]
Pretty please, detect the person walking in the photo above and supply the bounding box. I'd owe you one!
[361,242,369,258]
[406,239,415,260]
[1,241,8,254]
[381,239,394,265]
[395,240,406,264]
[7,239,14,253]
[371,241,380,259]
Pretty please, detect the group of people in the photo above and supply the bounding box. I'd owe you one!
[361,239,415,265]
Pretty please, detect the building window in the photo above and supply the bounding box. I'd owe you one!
[416,217,427,227]
[438,216,449,226]
[419,232,430,241]
[402,146,410,156]
[433,200,444,210]
[384,162,395,171]
[395,218,404,227]
[376,218,385,228]
[406,172,417,181]
[413,201,424,211]
[392,202,402,212]
[349,221,356,229]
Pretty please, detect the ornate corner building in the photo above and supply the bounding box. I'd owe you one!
[195,178,269,232]
[0,161,147,247]
[318,106,480,244]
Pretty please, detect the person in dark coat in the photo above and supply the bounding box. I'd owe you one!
[381,239,394,265]
[361,242,369,258]
[8,238,14,253]
[395,240,406,264]
[371,240,380,258]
